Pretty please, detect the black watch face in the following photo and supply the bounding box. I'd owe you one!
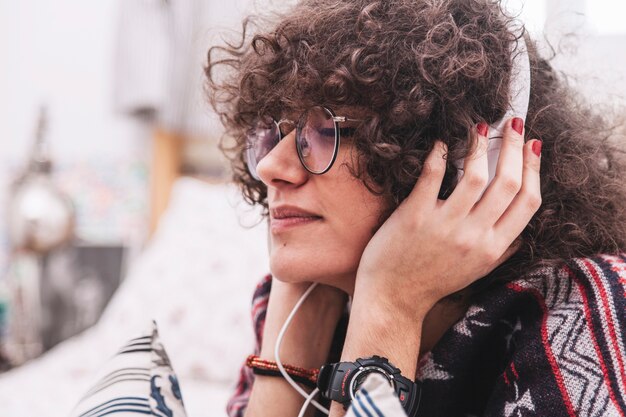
[350,366,394,400]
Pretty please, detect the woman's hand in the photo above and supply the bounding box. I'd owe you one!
[328,118,542,417]
[246,279,347,417]
[355,117,542,319]
[259,279,347,367]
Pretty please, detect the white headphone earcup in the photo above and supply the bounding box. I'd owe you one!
[452,29,531,196]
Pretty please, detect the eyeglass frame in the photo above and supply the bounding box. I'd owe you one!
[245,106,364,180]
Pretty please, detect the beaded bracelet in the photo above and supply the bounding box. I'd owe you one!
[246,354,319,388]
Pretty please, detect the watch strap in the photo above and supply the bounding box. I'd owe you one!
[318,356,422,416]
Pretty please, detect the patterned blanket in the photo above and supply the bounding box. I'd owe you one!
[227,254,626,416]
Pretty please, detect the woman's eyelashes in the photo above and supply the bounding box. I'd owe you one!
[316,127,357,137]
[339,127,357,137]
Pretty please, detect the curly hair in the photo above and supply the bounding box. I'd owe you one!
[205,0,626,296]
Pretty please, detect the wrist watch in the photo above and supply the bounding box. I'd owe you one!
[317,355,421,416]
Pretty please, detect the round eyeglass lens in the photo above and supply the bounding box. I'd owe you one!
[297,106,338,174]
[246,115,279,179]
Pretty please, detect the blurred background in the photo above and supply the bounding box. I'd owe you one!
[0,0,624,416]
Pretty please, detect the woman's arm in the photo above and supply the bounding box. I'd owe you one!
[329,119,542,416]
[245,279,346,417]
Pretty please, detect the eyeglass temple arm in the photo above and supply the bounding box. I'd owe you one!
[332,116,364,123]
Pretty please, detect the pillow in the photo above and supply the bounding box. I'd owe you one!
[69,320,187,417]
[94,179,269,383]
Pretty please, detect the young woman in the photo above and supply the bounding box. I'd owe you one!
[206,0,626,415]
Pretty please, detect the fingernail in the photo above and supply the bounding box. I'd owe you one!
[532,139,542,157]
[476,122,489,137]
[512,117,524,135]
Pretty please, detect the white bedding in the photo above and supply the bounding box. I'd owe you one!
[0,178,269,417]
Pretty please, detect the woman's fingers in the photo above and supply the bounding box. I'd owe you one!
[469,117,525,225]
[493,138,542,245]
[403,118,540,246]
[406,140,448,212]
[444,123,490,216]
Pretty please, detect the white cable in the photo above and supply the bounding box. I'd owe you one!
[298,388,320,417]
[274,282,330,415]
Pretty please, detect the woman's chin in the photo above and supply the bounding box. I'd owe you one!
[269,251,319,280]
[269,260,354,292]
[269,264,319,284]
[269,270,304,284]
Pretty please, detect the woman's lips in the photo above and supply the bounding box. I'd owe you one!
[270,216,322,233]
[269,205,323,233]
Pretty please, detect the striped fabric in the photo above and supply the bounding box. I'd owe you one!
[70,321,186,417]
[227,254,626,416]
[345,373,408,417]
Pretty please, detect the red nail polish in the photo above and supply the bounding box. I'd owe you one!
[512,118,524,135]
[532,139,542,157]
[477,122,489,137]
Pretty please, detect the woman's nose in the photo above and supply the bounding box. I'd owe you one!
[255,130,309,187]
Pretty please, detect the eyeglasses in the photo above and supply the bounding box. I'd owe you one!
[245,106,362,180]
